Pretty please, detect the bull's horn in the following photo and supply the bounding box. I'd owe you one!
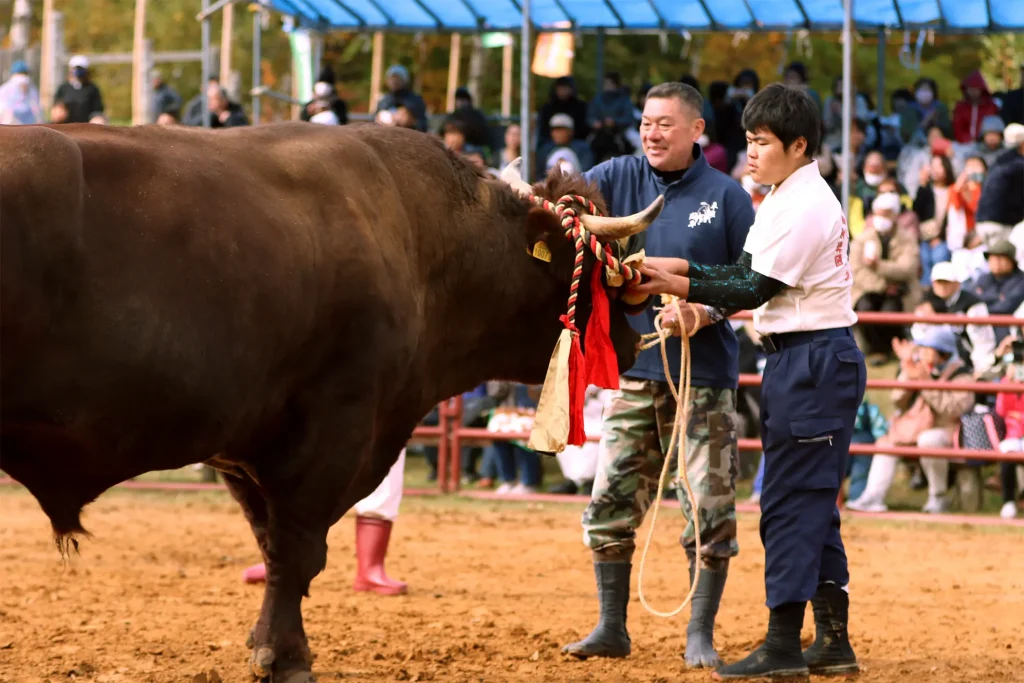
[500,157,534,197]
[580,194,665,239]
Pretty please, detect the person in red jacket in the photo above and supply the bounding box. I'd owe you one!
[996,342,1024,519]
[953,71,1000,144]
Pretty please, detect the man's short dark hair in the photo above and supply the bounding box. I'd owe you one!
[645,81,703,119]
[741,83,821,157]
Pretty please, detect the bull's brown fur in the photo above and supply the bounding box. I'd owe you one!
[0,121,643,681]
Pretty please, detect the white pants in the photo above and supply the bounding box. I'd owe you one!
[354,449,406,522]
[918,430,955,497]
[857,429,952,504]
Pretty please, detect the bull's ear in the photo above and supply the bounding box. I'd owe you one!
[524,206,564,262]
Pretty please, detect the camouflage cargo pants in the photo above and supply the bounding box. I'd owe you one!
[582,378,740,564]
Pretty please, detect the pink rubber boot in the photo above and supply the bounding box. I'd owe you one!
[242,562,266,584]
[352,516,407,595]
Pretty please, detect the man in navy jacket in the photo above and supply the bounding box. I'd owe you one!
[562,82,755,669]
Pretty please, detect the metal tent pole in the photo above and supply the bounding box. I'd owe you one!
[252,5,262,124]
[520,0,531,181]
[841,0,852,217]
[201,0,211,127]
[876,27,885,117]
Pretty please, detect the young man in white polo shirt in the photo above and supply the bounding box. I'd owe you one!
[630,83,867,679]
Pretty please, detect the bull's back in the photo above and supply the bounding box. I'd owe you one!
[2,123,418,456]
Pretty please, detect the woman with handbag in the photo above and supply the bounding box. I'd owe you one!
[846,327,976,513]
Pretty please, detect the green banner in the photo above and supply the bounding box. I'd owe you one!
[288,29,314,103]
[481,32,513,48]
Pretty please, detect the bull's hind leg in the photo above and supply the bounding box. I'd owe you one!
[241,399,400,683]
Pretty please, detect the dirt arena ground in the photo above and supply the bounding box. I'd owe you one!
[1,489,1022,683]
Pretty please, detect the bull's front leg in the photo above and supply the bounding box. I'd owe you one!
[241,397,393,682]
[247,516,325,682]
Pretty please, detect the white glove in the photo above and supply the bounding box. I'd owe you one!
[999,438,1023,454]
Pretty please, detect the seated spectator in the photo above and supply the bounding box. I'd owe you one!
[846,399,889,502]
[782,61,822,110]
[901,77,952,145]
[483,384,543,494]
[995,337,1024,518]
[0,60,42,125]
[444,87,490,149]
[441,118,468,153]
[588,72,635,139]
[946,156,987,250]
[536,76,590,150]
[975,123,1024,239]
[498,123,521,171]
[549,387,608,495]
[374,64,427,132]
[952,71,999,144]
[391,104,419,130]
[850,191,921,361]
[150,69,182,124]
[854,150,889,209]
[156,110,179,126]
[975,115,1006,168]
[966,240,1024,343]
[915,261,998,375]
[847,327,975,513]
[914,154,955,286]
[536,113,593,180]
[301,68,348,125]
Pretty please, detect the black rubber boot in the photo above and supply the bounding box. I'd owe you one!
[802,583,859,675]
[684,557,729,668]
[713,602,809,680]
[561,561,632,659]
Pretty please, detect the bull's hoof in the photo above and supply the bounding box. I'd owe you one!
[258,672,316,683]
[251,647,275,678]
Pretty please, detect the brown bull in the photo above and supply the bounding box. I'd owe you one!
[0,121,661,682]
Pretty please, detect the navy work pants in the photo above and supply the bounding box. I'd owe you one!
[758,327,866,608]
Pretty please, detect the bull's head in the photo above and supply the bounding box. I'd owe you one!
[499,158,663,377]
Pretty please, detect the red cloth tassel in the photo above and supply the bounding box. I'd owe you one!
[584,266,621,390]
[561,315,587,447]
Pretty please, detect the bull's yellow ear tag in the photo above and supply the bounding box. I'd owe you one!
[531,241,552,262]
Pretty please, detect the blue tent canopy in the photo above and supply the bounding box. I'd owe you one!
[267,0,1024,32]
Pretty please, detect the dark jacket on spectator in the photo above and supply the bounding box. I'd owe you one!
[976,150,1024,226]
[536,77,590,148]
[54,80,103,123]
[588,90,635,130]
[443,106,490,148]
[375,88,428,132]
[152,83,182,120]
[301,96,349,125]
[968,267,1024,342]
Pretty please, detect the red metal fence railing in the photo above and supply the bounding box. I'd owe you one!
[414,311,1024,492]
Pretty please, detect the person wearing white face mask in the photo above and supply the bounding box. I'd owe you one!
[0,60,42,125]
[849,191,921,362]
[901,77,952,146]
